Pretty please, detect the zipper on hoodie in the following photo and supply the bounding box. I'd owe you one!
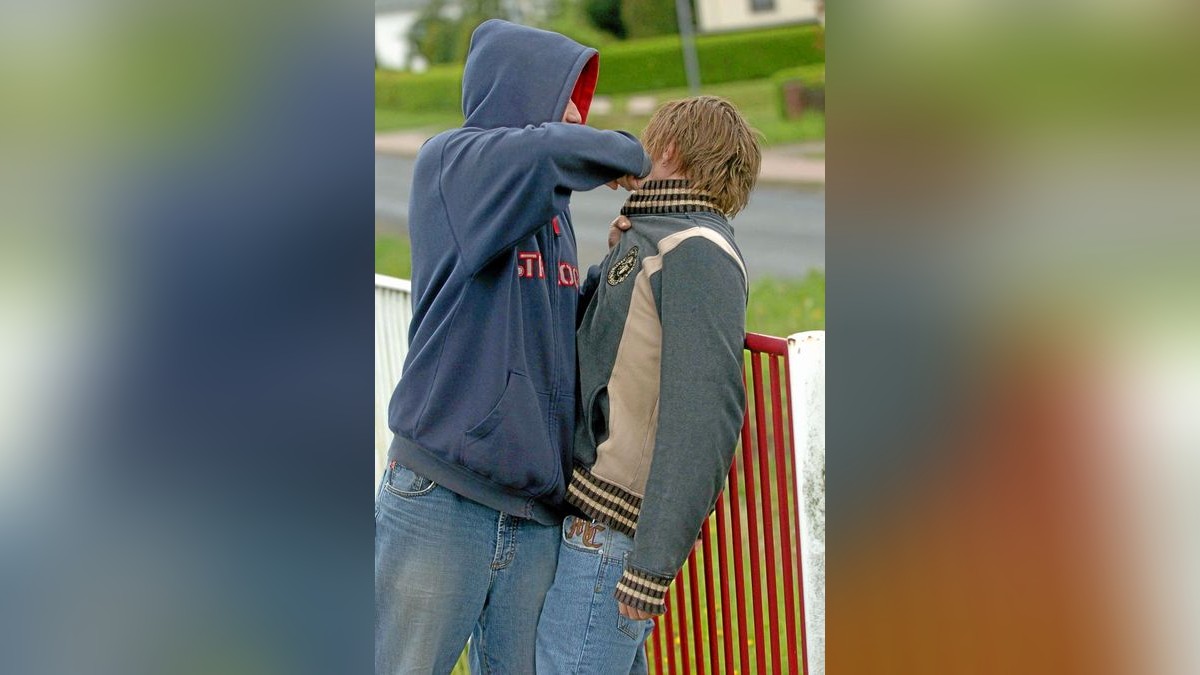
[546,218,560,402]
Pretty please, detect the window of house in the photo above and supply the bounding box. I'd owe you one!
[751,0,776,12]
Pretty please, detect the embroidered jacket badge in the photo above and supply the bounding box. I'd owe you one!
[607,246,639,286]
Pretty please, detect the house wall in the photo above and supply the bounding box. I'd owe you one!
[695,0,819,33]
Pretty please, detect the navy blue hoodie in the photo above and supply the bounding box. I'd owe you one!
[387,20,651,524]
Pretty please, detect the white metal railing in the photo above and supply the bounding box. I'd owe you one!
[375,274,413,488]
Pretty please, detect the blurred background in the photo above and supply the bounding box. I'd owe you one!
[829,3,1200,674]
[374,0,827,340]
[1,1,1199,673]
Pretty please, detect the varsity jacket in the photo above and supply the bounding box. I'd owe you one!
[569,180,748,614]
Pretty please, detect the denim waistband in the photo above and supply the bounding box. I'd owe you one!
[561,514,634,557]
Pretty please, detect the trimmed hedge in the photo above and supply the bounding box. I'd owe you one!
[621,0,679,39]
[595,24,824,95]
[376,24,824,112]
[375,65,462,114]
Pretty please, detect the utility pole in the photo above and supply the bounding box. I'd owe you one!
[675,0,702,94]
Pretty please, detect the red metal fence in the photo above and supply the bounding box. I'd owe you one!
[646,332,807,675]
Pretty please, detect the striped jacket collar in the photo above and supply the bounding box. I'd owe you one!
[619,179,723,217]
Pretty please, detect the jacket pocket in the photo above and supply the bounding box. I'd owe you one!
[460,370,557,497]
[585,385,611,448]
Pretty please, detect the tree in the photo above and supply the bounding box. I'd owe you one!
[409,0,462,66]
[584,0,626,39]
[620,0,680,39]
[454,0,504,62]
[409,0,508,67]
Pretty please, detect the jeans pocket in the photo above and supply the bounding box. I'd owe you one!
[375,465,387,519]
[617,612,652,641]
[561,515,612,556]
[382,462,437,499]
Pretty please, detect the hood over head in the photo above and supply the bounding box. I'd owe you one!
[461,19,599,129]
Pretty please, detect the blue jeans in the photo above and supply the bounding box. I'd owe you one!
[375,463,559,674]
[536,516,656,675]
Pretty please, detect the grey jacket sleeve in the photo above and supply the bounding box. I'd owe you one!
[614,236,747,615]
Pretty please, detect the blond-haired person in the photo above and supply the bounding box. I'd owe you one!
[535,96,762,674]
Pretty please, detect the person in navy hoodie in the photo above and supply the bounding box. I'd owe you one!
[375,19,651,675]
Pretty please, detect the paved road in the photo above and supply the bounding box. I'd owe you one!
[376,154,823,280]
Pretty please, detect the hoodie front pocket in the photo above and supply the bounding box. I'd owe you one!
[460,370,557,497]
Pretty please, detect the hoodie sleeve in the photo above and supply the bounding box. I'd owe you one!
[440,123,651,273]
[613,237,747,615]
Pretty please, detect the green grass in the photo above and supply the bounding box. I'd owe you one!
[375,78,824,148]
[746,271,826,336]
[586,78,825,148]
[375,231,413,279]
[374,107,461,133]
[376,234,824,337]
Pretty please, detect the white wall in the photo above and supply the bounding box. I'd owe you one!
[375,11,419,71]
[695,0,819,33]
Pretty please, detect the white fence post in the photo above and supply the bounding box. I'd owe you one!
[789,330,825,675]
[375,274,413,489]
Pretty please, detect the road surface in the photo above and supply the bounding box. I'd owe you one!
[376,154,823,280]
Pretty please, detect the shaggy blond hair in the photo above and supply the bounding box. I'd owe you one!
[641,95,762,217]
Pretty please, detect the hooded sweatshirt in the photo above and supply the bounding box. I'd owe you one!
[387,20,651,524]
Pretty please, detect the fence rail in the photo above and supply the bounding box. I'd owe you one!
[373,275,825,674]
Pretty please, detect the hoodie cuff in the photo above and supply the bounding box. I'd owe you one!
[614,566,673,615]
[637,149,653,179]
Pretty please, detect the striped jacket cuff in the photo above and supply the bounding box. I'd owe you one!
[614,566,674,615]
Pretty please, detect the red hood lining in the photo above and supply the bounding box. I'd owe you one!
[569,53,599,124]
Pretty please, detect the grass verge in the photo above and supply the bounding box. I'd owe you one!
[376,78,824,148]
[375,232,413,280]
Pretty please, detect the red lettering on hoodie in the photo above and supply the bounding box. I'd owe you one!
[517,251,545,279]
[557,262,579,287]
